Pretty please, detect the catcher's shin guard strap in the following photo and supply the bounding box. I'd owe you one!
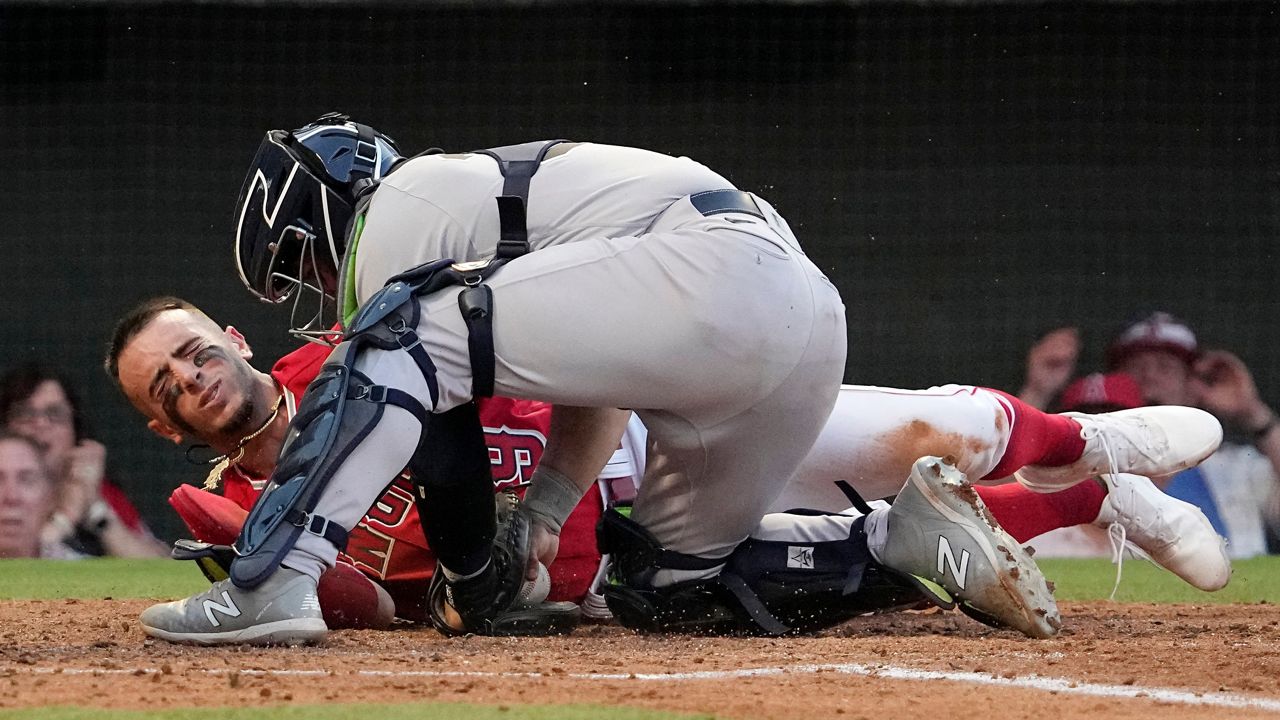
[366,256,513,401]
[725,514,950,632]
[596,509,725,588]
[230,343,396,589]
[597,509,789,636]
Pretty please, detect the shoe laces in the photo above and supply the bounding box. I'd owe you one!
[1108,477,1175,547]
[1104,517,1158,601]
[1079,414,1161,473]
[1105,522,1127,600]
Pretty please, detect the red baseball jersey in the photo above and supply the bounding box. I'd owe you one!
[215,342,609,620]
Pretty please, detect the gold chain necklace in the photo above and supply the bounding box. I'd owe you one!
[202,395,284,491]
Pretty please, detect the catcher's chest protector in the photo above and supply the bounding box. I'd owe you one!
[228,140,566,589]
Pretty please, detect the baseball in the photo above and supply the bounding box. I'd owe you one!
[517,561,551,605]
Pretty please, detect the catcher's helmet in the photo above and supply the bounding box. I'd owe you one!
[233,113,402,306]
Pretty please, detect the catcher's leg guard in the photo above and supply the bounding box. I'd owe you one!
[598,509,949,636]
[231,334,429,588]
[410,403,498,577]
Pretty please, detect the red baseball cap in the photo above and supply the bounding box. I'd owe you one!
[1105,312,1199,370]
[1059,372,1145,412]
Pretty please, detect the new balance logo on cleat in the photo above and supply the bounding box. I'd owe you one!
[936,536,970,590]
[202,591,242,627]
[787,546,815,569]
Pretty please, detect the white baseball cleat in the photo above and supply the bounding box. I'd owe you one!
[877,456,1061,639]
[1095,473,1231,592]
[139,568,327,646]
[1016,406,1223,492]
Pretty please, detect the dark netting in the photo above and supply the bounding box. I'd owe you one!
[1,2,1276,540]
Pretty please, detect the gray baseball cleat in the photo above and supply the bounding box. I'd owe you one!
[139,567,327,646]
[1017,407,1222,492]
[877,456,1061,639]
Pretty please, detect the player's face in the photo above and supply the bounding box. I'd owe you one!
[116,310,267,449]
[0,438,54,558]
[1119,350,1193,406]
[4,380,77,476]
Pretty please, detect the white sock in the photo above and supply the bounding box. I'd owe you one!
[281,531,340,582]
[864,506,890,563]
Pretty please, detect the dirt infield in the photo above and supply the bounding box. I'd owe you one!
[2,599,1279,719]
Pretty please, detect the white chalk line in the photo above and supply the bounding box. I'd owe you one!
[12,662,1280,713]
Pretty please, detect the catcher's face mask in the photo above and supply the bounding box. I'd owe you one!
[233,131,348,345]
[232,114,402,345]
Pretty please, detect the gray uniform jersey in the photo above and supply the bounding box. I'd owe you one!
[352,143,735,304]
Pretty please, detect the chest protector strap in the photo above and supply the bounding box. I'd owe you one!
[447,139,566,396]
[473,140,565,260]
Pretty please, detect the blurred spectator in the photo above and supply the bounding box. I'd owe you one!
[1057,371,1145,415]
[1017,326,1081,411]
[1107,312,1280,558]
[0,432,83,559]
[0,363,166,557]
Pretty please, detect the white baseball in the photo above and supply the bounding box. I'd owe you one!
[517,562,551,604]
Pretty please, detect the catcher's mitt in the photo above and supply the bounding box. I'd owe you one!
[428,493,580,636]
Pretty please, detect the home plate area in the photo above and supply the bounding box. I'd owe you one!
[1,599,1278,719]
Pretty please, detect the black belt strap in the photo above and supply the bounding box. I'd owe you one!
[689,189,765,220]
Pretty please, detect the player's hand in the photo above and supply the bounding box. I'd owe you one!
[67,440,106,489]
[1190,350,1272,429]
[1019,327,1080,409]
[526,518,560,582]
[60,440,105,522]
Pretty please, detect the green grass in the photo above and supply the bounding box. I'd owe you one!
[3,556,1279,604]
[0,705,711,720]
[0,559,206,600]
[1040,556,1280,604]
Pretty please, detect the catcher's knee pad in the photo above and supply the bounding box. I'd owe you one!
[230,337,429,588]
[597,509,950,636]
